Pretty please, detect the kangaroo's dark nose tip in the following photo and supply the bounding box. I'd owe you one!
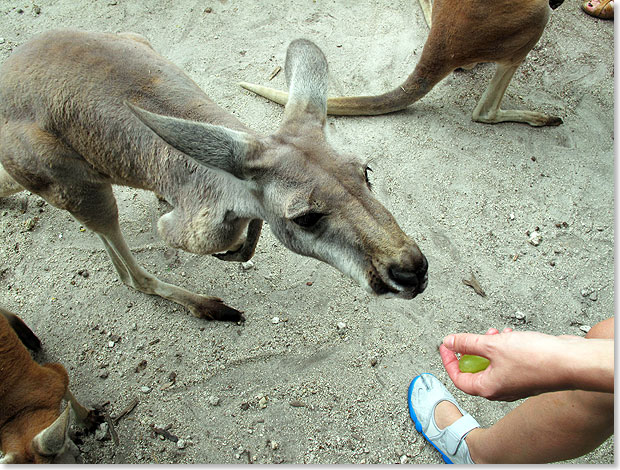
[388,253,428,293]
[389,266,419,288]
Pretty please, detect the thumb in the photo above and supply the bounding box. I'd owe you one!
[443,332,490,355]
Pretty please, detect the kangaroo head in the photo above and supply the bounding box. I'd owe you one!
[127,39,428,299]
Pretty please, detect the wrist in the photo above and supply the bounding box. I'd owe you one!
[562,338,614,393]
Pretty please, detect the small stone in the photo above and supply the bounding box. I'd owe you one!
[514,311,525,320]
[204,7,213,13]
[241,260,254,270]
[140,386,151,393]
[108,341,115,348]
[581,288,594,298]
[400,455,408,464]
[588,291,598,302]
[99,370,109,379]
[0,38,5,44]
[95,422,109,441]
[337,322,347,330]
[528,230,542,246]
[258,396,268,408]
[579,325,591,334]
[23,218,37,231]
[177,439,186,449]
[270,441,279,450]
[208,395,220,406]
[271,316,280,324]
[370,358,378,367]
[509,212,515,220]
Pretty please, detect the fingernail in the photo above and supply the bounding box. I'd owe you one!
[443,335,455,349]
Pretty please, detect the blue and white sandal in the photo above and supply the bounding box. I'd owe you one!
[408,373,480,464]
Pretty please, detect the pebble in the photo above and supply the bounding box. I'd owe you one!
[177,439,186,449]
[336,322,347,330]
[579,325,591,334]
[140,386,151,393]
[108,341,115,348]
[513,311,525,321]
[208,395,220,406]
[271,316,280,324]
[95,422,109,441]
[270,441,279,450]
[400,455,408,464]
[0,38,5,44]
[528,230,542,246]
[241,260,254,270]
[23,218,37,231]
[258,396,268,408]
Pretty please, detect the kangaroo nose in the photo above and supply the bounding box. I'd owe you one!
[388,253,428,292]
[389,266,419,288]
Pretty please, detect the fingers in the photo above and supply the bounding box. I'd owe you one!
[486,327,512,335]
[443,332,488,355]
[439,344,481,395]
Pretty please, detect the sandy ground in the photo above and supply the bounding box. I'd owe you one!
[0,0,614,464]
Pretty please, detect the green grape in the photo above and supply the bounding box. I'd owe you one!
[458,354,490,373]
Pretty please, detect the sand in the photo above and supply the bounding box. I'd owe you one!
[0,0,614,464]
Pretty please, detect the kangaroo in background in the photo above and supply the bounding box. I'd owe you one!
[0,307,100,464]
[0,30,428,323]
[240,0,564,127]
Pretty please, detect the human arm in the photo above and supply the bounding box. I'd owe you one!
[440,328,614,402]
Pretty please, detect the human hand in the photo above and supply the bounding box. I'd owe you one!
[440,327,585,401]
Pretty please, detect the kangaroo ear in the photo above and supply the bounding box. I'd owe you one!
[0,453,19,463]
[31,405,71,457]
[282,39,328,125]
[126,102,261,179]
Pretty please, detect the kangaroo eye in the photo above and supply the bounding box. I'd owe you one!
[292,212,324,228]
[364,165,373,190]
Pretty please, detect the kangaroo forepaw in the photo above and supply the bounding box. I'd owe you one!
[212,248,253,262]
[190,297,245,322]
[546,115,563,127]
[74,408,105,436]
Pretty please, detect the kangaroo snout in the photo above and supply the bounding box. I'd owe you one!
[388,251,428,297]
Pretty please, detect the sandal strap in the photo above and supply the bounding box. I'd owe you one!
[444,414,480,455]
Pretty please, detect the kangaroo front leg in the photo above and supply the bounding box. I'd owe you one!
[97,221,244,322]
[472,62,563,127]
[418,0,433,28]
[213,219,263,262]
[63,389,103,432]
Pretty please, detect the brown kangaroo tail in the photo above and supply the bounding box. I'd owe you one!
[240,60,451,116]
[0,306,42,351]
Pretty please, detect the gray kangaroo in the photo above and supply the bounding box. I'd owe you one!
[0,30,428,322]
